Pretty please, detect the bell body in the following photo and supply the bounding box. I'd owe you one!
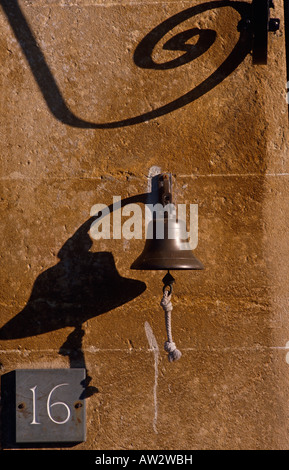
[131,217,204,271]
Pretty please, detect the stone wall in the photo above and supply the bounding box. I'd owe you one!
[0,0,289,450]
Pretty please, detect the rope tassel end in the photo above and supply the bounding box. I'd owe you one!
[160,283,182,363]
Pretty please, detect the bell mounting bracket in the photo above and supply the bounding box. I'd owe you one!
[239,0,280,65]
[158,173,173,207]
[252,0,280,65]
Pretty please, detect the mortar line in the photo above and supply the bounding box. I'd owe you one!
[179,173,289,178]
[1,345,289,354]
[23,1,205,8]
[1,173,289,182]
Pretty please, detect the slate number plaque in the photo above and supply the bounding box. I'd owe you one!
[15,369,86,443]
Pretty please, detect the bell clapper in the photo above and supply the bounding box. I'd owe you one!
[160,270,182,362]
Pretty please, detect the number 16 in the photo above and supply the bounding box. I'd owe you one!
[30,383,71,425]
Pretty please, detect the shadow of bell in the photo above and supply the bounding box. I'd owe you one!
[0,219,146,340]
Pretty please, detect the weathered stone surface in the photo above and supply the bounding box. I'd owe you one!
[1,0,289,450]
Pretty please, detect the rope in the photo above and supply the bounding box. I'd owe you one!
[160,289,182,362]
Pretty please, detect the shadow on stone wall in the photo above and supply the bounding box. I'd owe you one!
[0,192,150,447]
[1,0,251,128]
[0,212,147,398]
[0,217,146,341]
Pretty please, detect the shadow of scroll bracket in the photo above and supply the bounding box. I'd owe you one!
[0,0,251,129]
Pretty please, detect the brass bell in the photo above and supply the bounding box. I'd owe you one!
[130,217,204,270]
[130,173,204,271]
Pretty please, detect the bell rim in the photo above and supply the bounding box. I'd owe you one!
[130,258,204,270]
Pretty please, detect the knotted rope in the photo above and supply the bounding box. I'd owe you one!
[160,288,182,362]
